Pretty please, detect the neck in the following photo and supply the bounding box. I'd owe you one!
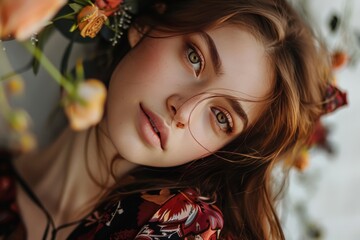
[15,121,137,225]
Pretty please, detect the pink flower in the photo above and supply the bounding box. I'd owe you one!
[95,0,123,17]
[0,0,66,40]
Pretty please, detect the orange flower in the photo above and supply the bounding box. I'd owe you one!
[0,0,66,40]
[95,0,123,16]
[64,79,107,131]
[77,5,107,38]
[331,50,348,70]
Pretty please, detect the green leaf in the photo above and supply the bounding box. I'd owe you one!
[75,59,85,82]
[52,12,77,21]
[69,3,83,12]
[69,24,78,32]
[73,0,92,6]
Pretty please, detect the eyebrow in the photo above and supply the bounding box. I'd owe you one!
[199,31,223,76]
[226,98,249,130]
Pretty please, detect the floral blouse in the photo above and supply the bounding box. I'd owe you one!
[0,152,224,239]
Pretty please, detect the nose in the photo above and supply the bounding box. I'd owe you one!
[166,94,199,129]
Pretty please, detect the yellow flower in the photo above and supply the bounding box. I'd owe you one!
[64,79,107,131]
[77,5,107,38]
[0,0,66,40]
[5,78,24,95]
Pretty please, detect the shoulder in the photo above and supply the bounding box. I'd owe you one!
[136,188,224,239]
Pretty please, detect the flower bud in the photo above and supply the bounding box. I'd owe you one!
[5,78,24,96]
[64,79,107,131]
[8,109,29,132]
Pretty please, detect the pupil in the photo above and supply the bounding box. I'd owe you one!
[190,52,198,63]
[216,113,226,123]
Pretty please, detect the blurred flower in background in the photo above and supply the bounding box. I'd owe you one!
[63,79,107,131]
[0,0,66,40]
[1,0,127,151]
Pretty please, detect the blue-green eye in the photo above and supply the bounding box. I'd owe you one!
[186,47,203,76]
[211,107,234,133]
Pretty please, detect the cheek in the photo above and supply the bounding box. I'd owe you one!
[186,110,227,154]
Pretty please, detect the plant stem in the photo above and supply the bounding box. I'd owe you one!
[22,42,74,94]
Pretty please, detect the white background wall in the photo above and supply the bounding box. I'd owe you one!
[1,1,359,239]
[283,0,360,239]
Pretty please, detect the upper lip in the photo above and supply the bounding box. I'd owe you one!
[140,104,169,150]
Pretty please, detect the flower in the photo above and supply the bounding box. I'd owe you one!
[5,78,24,95]
[293,148,310,172]
[331,50,348,70]
[77,5,107,38]
[0,0,66,40]
[95,0,123,16]
[64,79,107,131]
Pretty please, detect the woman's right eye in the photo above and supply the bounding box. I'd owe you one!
[211,107,234,134]
[186,46,204,76]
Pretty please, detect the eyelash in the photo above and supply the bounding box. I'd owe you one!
[186,44,204,76]
[210,107,234,134]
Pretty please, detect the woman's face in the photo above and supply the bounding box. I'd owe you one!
[105,25,273,167]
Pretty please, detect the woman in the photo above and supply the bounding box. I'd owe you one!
[1,0,330,239]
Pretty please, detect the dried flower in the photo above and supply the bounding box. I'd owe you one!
[77,5,107,38]
[0,0,66,40]
[95,0,123,16]
[64,79,107,131]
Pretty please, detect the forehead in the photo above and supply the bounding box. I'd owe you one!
[206,26,273,121]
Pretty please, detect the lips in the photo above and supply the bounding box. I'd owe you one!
[140,104,169,150]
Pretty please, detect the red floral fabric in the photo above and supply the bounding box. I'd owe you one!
[69,188,223,239]
[0,151,223,239]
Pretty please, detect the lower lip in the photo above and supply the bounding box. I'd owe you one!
[139,107,162,149]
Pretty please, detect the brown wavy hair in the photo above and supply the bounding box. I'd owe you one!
[95,0,330,239]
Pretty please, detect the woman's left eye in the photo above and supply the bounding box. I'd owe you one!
[186,46,203,76]
[211,107,234,134]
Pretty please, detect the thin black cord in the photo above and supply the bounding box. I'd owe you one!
[12,166,56,239]
[13,164,93,239]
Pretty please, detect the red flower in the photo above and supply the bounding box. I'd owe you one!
[95,0,123,16]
